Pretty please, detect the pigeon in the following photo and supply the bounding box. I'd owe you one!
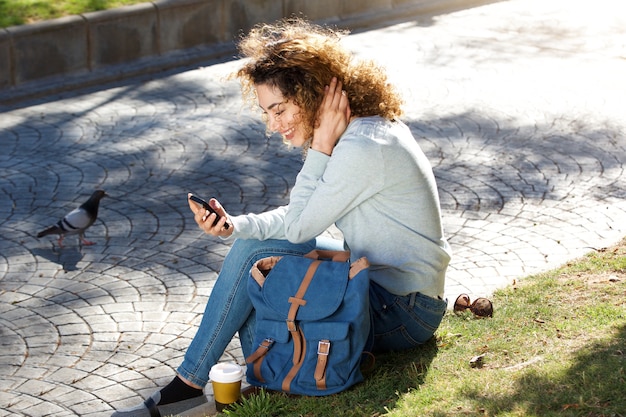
[37,190,107,247]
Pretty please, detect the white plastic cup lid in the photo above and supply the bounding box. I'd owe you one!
[209,362,244,383]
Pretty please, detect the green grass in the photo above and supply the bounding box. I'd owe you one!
[0,0,143,28]
[219,240,626,416]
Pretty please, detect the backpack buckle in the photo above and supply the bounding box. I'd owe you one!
[260,338,274,349]
[317,340,331,355]
[286,319,297,332]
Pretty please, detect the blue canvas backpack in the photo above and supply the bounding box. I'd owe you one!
[246,250,371,396]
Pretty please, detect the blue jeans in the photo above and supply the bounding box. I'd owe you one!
[177,237,447,388]
[368,281,447,352]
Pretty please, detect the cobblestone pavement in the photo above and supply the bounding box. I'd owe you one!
[1,0,625,415]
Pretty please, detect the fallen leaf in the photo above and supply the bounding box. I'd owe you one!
[470,354,485,368]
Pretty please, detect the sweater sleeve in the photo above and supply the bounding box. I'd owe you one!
[284,134,385,243]
[227,206,288,241]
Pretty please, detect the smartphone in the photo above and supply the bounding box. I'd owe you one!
[188,194,230,229]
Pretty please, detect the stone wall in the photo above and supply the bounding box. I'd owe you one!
[0,0,488,103]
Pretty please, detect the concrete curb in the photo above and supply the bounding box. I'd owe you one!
[0,0,496,105]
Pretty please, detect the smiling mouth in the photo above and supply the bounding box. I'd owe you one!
[282,127,295,139]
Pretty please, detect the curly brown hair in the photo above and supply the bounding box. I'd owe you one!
[235,18,404,142]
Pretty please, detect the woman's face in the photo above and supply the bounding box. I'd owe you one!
[256,83,308,147]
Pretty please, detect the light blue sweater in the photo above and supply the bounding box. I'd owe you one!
[230,117,451,299]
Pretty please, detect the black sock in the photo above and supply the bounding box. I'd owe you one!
[158,376,204,405]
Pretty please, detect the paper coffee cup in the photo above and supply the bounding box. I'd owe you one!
[209,363,244,409]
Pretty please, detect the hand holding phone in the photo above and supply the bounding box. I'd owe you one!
[188,194,230,229]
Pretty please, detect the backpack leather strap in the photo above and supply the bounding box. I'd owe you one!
[304,250,350,262]
[282,327,307,392]
[246,338,274,383]
[286,260,320,363]
[282,259,321,392]
[314,340,331,390]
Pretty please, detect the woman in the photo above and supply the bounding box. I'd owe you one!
[113,18,451,417]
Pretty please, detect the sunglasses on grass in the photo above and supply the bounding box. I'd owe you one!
[453,294,493,318]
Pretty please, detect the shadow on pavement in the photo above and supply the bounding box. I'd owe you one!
[31,247,83,272]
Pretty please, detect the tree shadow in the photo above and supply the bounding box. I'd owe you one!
[464,324,626,416]
[281,337,441,416]
[405,111,626,213]
[3,101,624,253]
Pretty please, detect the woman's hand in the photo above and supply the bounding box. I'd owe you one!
[188,194,233,237]
[311,77,351,156]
